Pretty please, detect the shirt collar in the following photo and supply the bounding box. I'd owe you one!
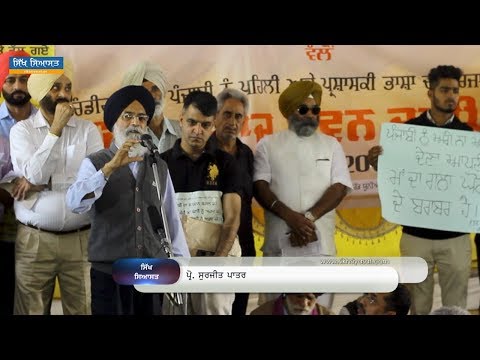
[209,131,248,156]
[171,137,215,160]
[0,102,37,121]
[426,110,454,126]
[146,118,178,143]
[146,127,159,144]
[171,139,187,159]
[32,110,77,129]
[0,102,10,120]
[163,117,179,136]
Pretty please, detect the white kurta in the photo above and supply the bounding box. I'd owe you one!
[254,129,352,256]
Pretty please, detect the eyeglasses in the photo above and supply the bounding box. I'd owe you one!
[121,112,149,123]
[297,104,321,116]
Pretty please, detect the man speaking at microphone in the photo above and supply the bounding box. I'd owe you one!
[67,85,189,315]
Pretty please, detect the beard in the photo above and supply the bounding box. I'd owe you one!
[39,95,70,114]
[432,94,457,114]
[288,113,319,137]
[113,123,148,158]
[284,296,316,315]
[154,100,165,118]
[2,89,32,106]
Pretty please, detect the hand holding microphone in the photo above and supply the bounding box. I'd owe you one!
[140,134,159,154]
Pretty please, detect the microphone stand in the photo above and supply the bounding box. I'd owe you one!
[148,149,187,315]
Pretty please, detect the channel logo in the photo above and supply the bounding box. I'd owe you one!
[9,56,63,75]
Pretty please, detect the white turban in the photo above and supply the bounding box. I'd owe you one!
[121,61,168,96]
[28,58,74,102]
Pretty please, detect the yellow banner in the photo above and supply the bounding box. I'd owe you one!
[5,45,478,258]
[0,45,55,57]
[9,69,63,75]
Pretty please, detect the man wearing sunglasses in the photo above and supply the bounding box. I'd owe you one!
[253,80,353,309]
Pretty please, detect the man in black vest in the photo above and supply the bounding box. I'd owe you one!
[67,85,189,315]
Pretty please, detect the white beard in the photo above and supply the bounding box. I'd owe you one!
[113,124,148,158]
[284,296,316,315]
[154,102,164,118]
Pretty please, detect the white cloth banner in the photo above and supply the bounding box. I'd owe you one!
[54,45,480,209]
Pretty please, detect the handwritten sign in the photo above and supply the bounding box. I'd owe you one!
[378,123,480,232]
[176,190,223,224]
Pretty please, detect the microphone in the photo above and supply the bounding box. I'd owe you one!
[147,206,183,307]
[148,206,168,254]
[140,134,159,154]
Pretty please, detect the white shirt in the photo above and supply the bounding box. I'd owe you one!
[426,110,454,126]
[147,117,181,154]
[254,129,353,256]
[9,110,104,231]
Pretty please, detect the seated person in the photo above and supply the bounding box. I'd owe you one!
[250,293,333,315]
[338,284,411,315]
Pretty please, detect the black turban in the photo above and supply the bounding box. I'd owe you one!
[103,85,155,131]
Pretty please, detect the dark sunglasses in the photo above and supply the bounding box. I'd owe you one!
[297,104,321,115]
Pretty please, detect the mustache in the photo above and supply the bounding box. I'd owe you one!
[56,98,69,104]
[11,90,28,97]
[126,129,141,135]
[298,118,318,127]
[125,126,144,139]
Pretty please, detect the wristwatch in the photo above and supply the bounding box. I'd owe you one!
[304,211,316,222]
